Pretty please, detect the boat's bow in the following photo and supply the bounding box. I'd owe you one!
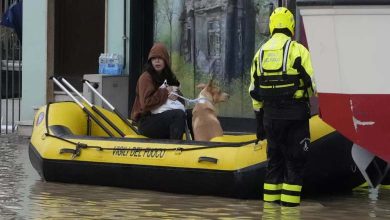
[298,0,390,186]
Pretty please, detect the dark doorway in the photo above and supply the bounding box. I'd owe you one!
[128,0,154,114]
[54,0,105,91]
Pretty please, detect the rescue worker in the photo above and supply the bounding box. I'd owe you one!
[249,7,315,207]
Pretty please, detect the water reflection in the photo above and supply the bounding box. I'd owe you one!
[26,182,262,219]
[262,202,281,220]
[262,201,328,220]
[1,134,390,219]
[0,135,30,217]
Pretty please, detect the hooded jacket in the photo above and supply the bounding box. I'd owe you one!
[131,43,172,122]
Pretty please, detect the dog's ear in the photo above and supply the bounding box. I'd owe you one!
[206,78,217,92]
[208,79,214,85]
[207,78,215,88]
[196,83,207,90]
[209,74,215,85]
[210,72,216,81]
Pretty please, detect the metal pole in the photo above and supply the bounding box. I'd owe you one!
[17,37,21,122]
[5,25,9,134]
[83,79,139,134]
[61,77,126,137]
[11,33,15,132]
[0,27,3,134]
[123,0,127,71]
[51,77,115,137]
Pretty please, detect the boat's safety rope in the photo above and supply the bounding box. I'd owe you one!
[44,133,258,159]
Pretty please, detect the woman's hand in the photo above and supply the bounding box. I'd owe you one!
[167,86,179,100]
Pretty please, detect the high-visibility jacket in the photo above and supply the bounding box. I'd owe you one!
[249,33,315,110]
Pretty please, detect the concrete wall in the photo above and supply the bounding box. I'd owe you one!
[21,0,47,121]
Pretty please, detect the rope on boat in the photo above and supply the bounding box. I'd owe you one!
[44,133,258,158]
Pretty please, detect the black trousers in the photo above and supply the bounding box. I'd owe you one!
[138,109,187,140]
[263,117,310,186]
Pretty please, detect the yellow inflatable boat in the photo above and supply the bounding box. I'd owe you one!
[29,101,364,199]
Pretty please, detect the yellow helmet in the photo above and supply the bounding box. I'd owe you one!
[269,7,295,36]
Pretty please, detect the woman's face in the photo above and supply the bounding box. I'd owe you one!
[151,57,165,73]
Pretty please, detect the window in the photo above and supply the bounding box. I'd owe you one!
[207,21,221,58]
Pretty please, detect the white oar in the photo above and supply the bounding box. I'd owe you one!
[51,77,115,137]
[60,77,126,137]
[83,79,139,135]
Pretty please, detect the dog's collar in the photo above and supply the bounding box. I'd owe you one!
[197,97,211,104]
[197,94,213,104]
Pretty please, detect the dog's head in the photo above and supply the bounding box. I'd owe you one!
[196,79,229,104]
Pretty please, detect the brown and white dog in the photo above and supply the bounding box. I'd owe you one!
[192,80,229,141]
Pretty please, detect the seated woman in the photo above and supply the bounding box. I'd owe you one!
[131,43,187,139]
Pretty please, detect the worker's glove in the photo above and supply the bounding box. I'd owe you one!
[255,109,266,141]
[250,89,262,102]
[250,71,262,102]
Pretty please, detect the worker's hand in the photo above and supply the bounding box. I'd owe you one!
[255,109,266,141]
[250,89,262,102]
[250,71,262,101]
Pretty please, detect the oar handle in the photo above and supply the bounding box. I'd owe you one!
[91,106,126,137]
[112,108,139,135]
[82,106,115,137]
[50,77,115,137]
[60,77,93,106]
[83,79,139,135]
[52,77,84,109]
[82,79,114,110]
[61,77,126,137]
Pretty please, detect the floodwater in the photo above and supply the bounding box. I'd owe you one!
[1,134,390,220]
